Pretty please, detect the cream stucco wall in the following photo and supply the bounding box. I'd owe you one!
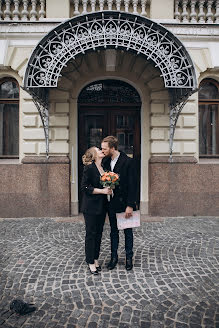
[21,91,70,158]
[150,0,174,20]
[46,0,70,18]
[150,92,198,157]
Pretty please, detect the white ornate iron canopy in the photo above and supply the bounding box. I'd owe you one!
[23,11,197,158]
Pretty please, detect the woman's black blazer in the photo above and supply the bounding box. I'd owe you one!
[80,162,107,215]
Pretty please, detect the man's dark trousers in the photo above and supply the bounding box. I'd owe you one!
[108,207,133,260]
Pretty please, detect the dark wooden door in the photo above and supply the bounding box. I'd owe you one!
[78,105,141,210]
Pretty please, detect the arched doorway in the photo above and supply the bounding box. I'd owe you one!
[78,79,141,210]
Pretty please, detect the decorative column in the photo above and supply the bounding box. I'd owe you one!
[132,0,138,14]
[198,0,206,23]
[206,0,214,23]
[141,0,147,16]
[4,0,11,21]
[30,0,37,21]
[39,0,45,20]
[215,0,219,23]
[21,0,28,20]
[13,0,20,20]
[73,0,80,15]
[107,0,113,11]
[190,0,197,23]
[124,0,130,12]
[91,0,96,12]
[182,0,189,23]
[174,0,180,22]
[99,0,104,11]
[116,0,121,11]
[82,0,88,14]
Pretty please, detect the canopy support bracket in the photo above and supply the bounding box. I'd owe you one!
[169,88,198,162]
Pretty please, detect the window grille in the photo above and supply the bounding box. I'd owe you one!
[78,80,141,104]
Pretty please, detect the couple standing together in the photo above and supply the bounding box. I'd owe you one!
[81,135,137,275]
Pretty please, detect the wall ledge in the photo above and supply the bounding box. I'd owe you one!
[149,156,198,164]
[21,156,70,164]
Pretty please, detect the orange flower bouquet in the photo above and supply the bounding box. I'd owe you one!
[100,171,120,201]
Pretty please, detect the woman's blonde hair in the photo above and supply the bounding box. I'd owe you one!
[82,147,97,165]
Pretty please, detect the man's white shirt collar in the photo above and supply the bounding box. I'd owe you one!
[110,153,120,171]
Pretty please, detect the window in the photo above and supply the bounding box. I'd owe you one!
[0,78,19,158]
[199,79,219,157]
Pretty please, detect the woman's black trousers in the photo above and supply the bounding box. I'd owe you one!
[83,213,106,264]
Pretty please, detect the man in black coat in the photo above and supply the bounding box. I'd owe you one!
[101,136,137,271]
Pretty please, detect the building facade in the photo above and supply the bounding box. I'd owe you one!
[0,0,219,217]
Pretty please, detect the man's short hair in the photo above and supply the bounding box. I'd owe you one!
[102,136,118,150]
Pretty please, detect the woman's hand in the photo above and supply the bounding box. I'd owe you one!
[92,187,112,195]
[102,187,112,195]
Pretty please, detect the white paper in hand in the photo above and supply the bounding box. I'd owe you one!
[116,210,140,230]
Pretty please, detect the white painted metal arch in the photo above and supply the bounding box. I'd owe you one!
[24,11,196,91]
[23,11,197,158]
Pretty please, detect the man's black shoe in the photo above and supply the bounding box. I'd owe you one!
[107,258,118,270]
[125,258,133,271]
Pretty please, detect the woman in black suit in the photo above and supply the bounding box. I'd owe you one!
[81,147,112,275]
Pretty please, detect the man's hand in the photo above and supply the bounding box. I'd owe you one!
[125,206,133,219]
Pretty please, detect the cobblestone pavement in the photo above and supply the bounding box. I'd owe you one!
[0,216,218,328]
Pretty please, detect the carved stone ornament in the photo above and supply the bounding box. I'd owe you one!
[23,11,197,158]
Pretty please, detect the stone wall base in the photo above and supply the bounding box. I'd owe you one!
[149,157,219,216]
[1,156,218,218]
[0,157,70,218]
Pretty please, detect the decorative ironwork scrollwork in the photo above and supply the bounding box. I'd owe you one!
[24,11,196,91]
[23,11,197,159]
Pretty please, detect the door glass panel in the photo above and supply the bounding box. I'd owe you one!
[115,113,135,157]
[84,115,104,149]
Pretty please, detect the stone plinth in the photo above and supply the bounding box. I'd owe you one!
[0,157,70,218]
[149,156,219,216]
